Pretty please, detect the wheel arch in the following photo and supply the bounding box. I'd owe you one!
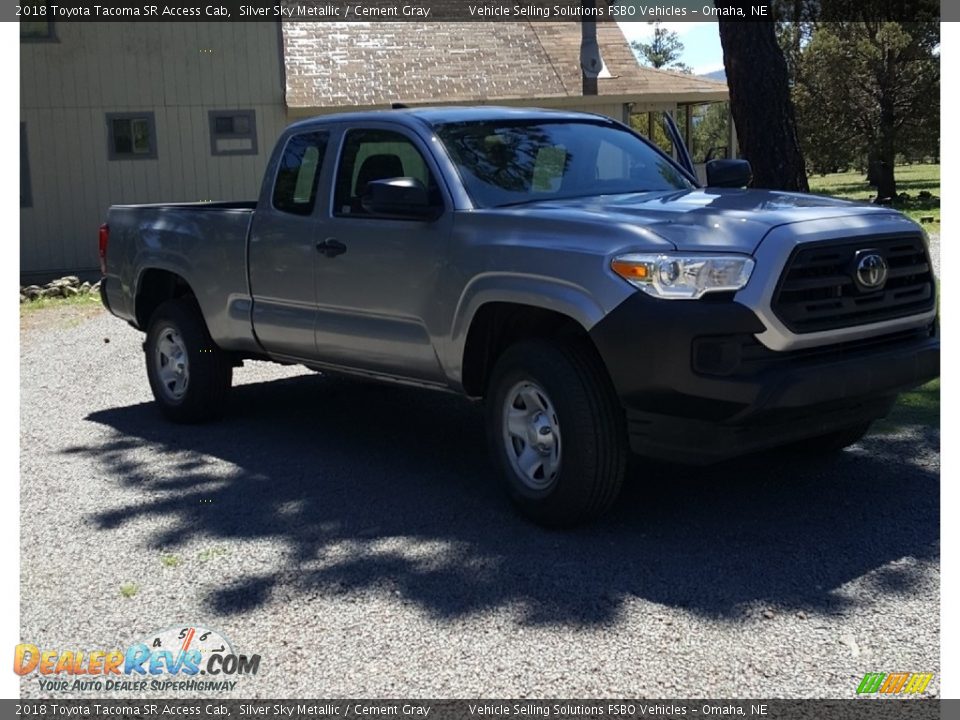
[450,275,614,395]
[460,300,612,398]
[134,268,197,329]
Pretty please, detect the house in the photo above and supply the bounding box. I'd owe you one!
[20,21,729,280]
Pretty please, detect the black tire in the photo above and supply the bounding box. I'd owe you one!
[790,422,872,454]
[485,338,627,528]
[144,299,232,423]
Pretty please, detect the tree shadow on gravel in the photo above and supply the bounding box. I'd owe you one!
[70,373,939,626]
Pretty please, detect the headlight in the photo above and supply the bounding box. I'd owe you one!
[611,253,755,300]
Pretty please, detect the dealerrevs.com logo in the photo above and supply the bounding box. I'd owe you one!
[856,672,934,695]
[14,625,260,693]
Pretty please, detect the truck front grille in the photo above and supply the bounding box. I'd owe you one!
[771,234,935,333]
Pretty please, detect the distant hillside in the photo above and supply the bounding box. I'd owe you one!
[699,69,727,83]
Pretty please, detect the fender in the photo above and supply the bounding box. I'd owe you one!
[445,271,629,385]
[132,258,256,353]
[121,208,259,353]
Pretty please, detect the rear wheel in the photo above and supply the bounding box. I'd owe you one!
[145,299,232,423]
[486,339,627,527]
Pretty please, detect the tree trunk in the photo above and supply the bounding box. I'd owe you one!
[874,87,898,201]
[716,18,809,191]
[866,150,880,186]
[874,159,896,202]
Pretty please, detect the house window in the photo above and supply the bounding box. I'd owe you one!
[20,21,55,42]
[21,123,32,208]
[209,110,257,156]
[106,113,157,160]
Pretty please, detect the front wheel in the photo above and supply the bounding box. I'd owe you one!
[145,299,232,423]
[486,339,627,527]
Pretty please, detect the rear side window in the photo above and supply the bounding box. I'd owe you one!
[272,131,330,216]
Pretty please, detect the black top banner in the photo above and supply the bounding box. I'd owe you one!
[12,0,944,23]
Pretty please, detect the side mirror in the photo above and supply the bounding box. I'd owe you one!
[361,177,439,219]
[706,159,752,188]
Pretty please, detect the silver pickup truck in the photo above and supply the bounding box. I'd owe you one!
[101,106,939,526]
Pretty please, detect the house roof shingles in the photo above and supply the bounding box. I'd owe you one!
[282,22,728,111]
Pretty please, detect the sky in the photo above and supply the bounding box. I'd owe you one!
[617,22,725,75]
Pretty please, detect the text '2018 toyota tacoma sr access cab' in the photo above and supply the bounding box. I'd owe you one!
[100,107,939,526]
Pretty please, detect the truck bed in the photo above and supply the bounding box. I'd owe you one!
[103,202,259,352]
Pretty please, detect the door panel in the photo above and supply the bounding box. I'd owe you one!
[313,127,451,382]
[248,130,330,358]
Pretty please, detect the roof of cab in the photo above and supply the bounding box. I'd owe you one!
[285,106,617,134]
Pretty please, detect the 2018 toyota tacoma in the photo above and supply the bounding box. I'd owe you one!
[100,107,939,526]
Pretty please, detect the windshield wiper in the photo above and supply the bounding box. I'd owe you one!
[495,189,661,208]
[494,198,554,209]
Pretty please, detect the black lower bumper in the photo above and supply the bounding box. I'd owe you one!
[589,293,939,464]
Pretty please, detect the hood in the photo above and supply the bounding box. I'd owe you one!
[484,188,903,254]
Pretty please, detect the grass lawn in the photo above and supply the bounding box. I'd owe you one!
[807,163,940,235]
[19,292,102,316]
[19,292,104,335]
[874,379,940,433]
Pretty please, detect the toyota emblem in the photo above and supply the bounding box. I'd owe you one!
[854,251,888,291]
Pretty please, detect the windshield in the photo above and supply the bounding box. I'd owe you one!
[434,119,694,208]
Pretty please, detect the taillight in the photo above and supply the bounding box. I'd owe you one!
[98,224,109,276]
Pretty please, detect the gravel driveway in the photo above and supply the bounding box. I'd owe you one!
[20,307,939,698]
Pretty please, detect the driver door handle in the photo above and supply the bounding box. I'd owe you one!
[316,238,347,258]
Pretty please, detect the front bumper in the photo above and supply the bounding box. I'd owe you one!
[589,293,939,464]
